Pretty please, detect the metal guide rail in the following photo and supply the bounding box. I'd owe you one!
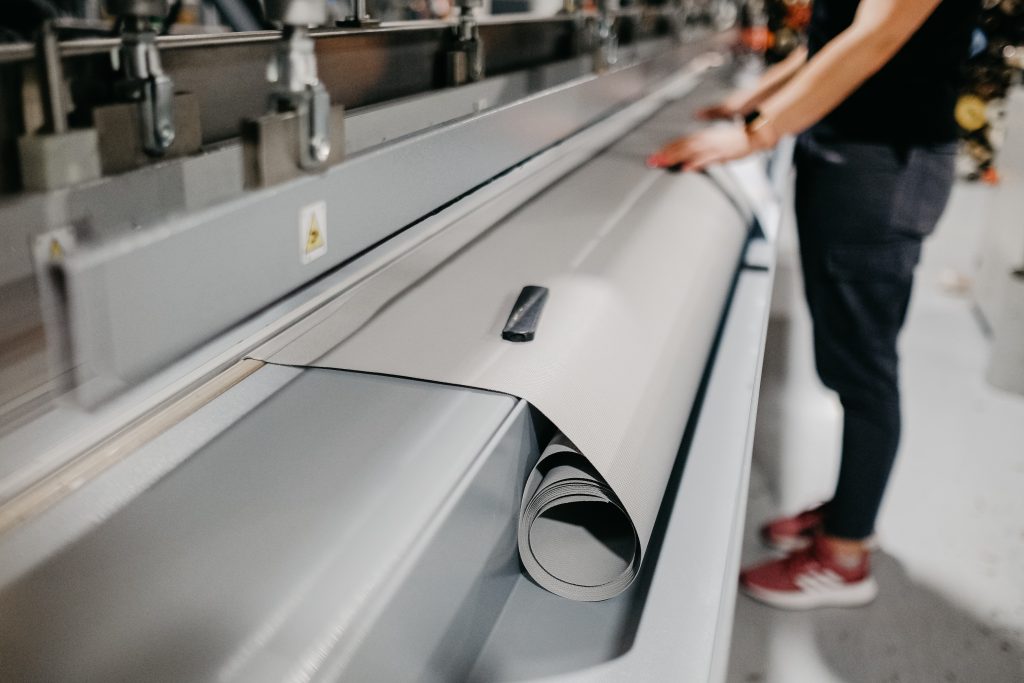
[0,25,738,445]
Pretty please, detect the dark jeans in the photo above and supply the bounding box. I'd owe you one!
[794,132,956,540]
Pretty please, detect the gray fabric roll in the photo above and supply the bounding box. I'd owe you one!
[518,433,639,601]
[252,105,756,600]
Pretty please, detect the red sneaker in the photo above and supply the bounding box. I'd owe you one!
[760,503,827,552]
[740,536,879,610]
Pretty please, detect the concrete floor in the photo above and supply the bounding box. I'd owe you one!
[726,181,1024,683]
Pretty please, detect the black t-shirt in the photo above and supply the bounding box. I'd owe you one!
[808,0,979,145]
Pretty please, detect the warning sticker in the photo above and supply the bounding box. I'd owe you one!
[299,200,327,264]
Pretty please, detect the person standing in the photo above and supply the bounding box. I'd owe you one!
[648,0,979,608]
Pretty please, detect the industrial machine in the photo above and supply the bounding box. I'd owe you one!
[0,1,784,680]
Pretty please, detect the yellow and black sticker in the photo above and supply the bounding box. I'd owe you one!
[299,201,327,265]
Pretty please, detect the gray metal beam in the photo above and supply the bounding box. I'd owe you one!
[44,38,730,405]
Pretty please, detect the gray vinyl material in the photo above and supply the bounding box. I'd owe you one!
[467,261,775,683]
[0,250,775,683]
[0,57,777,681]
[343,249,777,683]
[0,369,519,683]
[253,93,751,601]
[323,401,539,683]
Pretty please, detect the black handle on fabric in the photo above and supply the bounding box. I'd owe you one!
[502,285,549,342]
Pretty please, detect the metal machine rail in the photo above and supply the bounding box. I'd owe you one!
[41,38,731,404]
[0,11,694,191]
[0,41,731,518]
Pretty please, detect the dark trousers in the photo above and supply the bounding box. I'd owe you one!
[793,132,956,540]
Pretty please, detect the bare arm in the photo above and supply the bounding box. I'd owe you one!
[701,46,808,120]
[650,0,945,170]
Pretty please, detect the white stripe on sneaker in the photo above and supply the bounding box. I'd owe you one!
[794,569,845,593]
[744,570,879,610]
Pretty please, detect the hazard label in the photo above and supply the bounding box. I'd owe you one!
[49,238,64,261]
[299,201,327,264]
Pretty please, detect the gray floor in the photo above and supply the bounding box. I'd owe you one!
[726,182,1024,683]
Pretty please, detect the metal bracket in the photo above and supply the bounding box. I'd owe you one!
[111,15,177,155]
[446,0,485,86]
[336,0,382,28]
[245,0,342,184]
[267,25,333,169]
[17,21,102,191]
[591,5,619,72]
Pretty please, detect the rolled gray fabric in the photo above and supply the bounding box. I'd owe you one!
[254,131,754,601]
[519,433,639,601]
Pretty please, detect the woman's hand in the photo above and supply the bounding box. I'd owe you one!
[695,101,739,121]
[645,125,755,172]
[695,93,749,121]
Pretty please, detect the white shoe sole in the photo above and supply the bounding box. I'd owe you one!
[741,576,879,610]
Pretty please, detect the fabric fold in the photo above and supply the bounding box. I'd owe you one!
[252,129,756,601]
[518,433,640,601]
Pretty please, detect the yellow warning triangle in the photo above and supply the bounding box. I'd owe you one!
[49,238,64,261]
[305,214,324,254]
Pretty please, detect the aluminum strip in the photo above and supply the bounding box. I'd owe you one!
[0,359,264,537]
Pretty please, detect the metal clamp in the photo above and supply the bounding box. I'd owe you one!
[592,0,619,72]
[266,25,331,168]
[244,0,341,186]
[106,0,176,156]
[336,0,382,28]
[446,0,485,86]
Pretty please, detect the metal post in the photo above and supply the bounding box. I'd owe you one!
[337,0,381,28]
[592,0,618,72]
[105,0,177,155]
[446,0,484,86]
[37,22,68,135]
[265,0,333,168]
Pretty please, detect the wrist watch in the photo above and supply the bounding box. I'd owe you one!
[743,109,778,149]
